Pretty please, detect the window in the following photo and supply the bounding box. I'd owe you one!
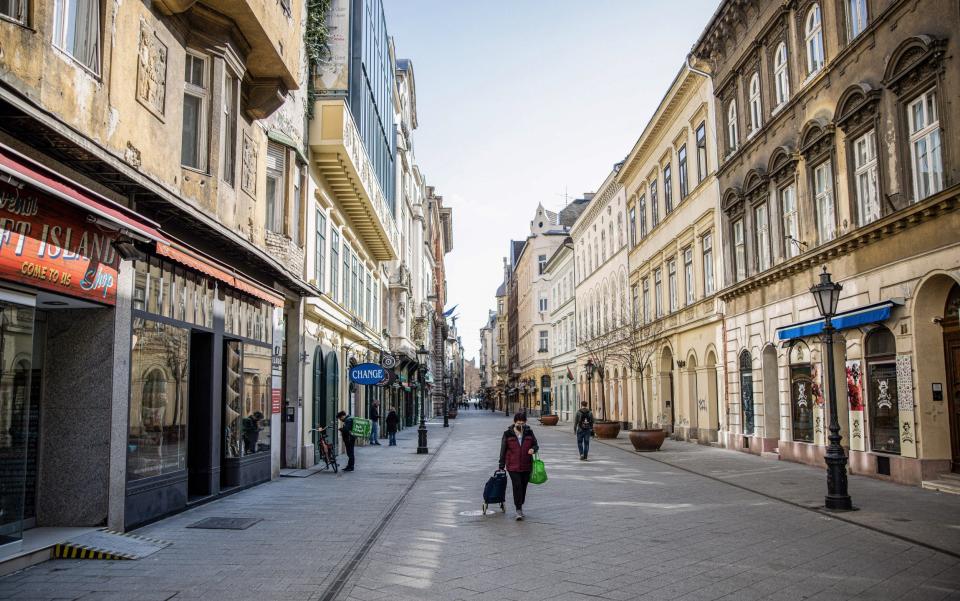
[292,165,303,246]
[727,101,739,152]
[790,363,814,442]
[373,279,379,329]
[0,0,26,24]
[678,145,689,198]
[315,209,326,291]
[755,202,770,272]
[538,295,548,313]
[781,185,800,258]
[907,90,943,201]
[639,195,648,237]
[265,142,286,233]
[847,0,867,40]
[865,327,900,454]
[664,164,673,213]
[683,248,694,305]
[222,72,239,185]
[538,254,547,275]
[351,253,359,315]
[365,269,372,324]
[628,207,637,247]
[330,230,340,302]
[814,161,836,243]
[539,331,548,353]
[696,122,708,182]
[609,222,614,255]
[342,241,351,309]
[854,130,880,225]
[223,342,272,458]
[668,258,678,312]
[617,214,624,248]
[774,43,790,107]
[181,52,209,171]
[650,179,659,227]
[749,73,762,134]
[53,0,101,74]
[631,284,639,320]
[642,278,650,323]
[654,268,663,318]
[733,219,746,281]
[805,4,824,76]
[702,233,715,295]
[600,231,607,262]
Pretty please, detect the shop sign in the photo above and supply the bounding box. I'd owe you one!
[271,388,282,415]
[349,362,387,386]
[0,181,119,304]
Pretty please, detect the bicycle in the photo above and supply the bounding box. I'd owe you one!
[309,427,339,473]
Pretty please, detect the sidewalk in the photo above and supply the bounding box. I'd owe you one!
[587,431,960,557]
[0,419,453,601]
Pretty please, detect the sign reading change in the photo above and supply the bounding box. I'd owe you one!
[349,363,388,386]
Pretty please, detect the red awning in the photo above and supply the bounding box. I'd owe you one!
[0,142,168,243]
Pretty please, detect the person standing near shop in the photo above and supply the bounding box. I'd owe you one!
[573,401,594,461]
[498,412,539,521]
[337,411,356,471]
[369,401,381,445]
[385,407,399,446]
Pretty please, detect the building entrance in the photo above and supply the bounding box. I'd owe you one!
[944,284,960,473]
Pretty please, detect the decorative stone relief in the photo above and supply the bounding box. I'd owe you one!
[136,20,167,119]
[896,354,913,411]
[241,134,257,197]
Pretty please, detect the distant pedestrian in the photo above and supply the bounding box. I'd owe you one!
[574,401,594,461]
[337,411,355,471]
[369,402,381,445]
[498,412,539,521]
[386,407,399,446]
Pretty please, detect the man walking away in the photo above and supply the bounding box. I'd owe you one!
[337,411,356,471]
[386,407,399,446]
[574,401,594,461]
[369,402,381,445]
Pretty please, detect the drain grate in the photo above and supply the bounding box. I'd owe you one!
[187,517,261,530]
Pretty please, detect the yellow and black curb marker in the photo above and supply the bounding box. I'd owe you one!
[52,529,170,561]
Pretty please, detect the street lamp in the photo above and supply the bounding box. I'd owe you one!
[585,359,595,415]
[443,375,450,428]
[416,345,430,454]
[810,266,852,511]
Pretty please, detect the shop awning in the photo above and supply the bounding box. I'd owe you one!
[0,142,168,243]
[776,300,900,341]
[155,241,285,307]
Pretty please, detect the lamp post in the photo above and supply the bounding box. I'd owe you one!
[585,359,595,415]
[443,375,450,428]
[416,345,430,454]
[810,267,852,511]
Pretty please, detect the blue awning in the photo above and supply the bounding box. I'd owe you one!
[776,301,899,341]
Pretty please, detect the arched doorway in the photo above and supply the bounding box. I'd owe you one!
[705,349,720,438]
[761,345,780,444]
[739,350,755,435]
[865,327,899,454]
[660,347,675,432]
[789,342,813,443]
[686,353,698,439]
[311,349,325,464]
[944,284,960,471]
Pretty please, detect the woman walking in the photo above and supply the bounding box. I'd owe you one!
[385,407,399,446]
[498,412,539,520]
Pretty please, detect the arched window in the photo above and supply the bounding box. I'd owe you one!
[727,100,739,151]
[865,327,899,454]
[774,42,789,106]
[749,73,762,133]
[805,4,824,75]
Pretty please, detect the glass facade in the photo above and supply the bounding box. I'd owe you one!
[224,342,273,458]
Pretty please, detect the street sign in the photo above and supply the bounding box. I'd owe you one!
[349,363,388,386]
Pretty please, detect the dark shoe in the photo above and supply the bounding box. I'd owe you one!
[343,467,354,472]
[515,510,524,521]
[579,455,585,460]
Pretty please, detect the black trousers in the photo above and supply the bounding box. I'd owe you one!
[344,437,355,469]
[508,470,531,510]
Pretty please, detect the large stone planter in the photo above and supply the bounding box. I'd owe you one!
[539,414,559,426]
[593,421,621,439]
[629,428,666,452]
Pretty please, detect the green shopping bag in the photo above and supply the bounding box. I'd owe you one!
[350,417,371,439]
[529,453,548,485]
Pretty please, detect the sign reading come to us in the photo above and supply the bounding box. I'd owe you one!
[349,363,388,386]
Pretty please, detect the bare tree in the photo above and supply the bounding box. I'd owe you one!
[576,325,623,421]
[609,312,664,430]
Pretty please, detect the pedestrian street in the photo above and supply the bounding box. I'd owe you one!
[2,411,959,601]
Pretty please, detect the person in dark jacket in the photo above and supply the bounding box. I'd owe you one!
[337,411,355,471]
[369,402,381,445]
[498,412,539,520]
[385,407,399,446]
[573,401,594,461]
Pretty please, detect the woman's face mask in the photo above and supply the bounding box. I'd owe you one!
[514,422,525,431]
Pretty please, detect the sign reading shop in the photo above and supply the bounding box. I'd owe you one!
[0,181,120,304]
[349,362,388,386]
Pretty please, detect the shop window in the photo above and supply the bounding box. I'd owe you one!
[790,363,814,442]
[223,341,273,458]
[128,319,189,480]
[181,52,209,171]
[740,351,755,435]
[0,301,34,542]
[53,0,101,75]
[866,327,900,454]
[133,259,214,329]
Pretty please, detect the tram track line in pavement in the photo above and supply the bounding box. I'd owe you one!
[318,426,454,601]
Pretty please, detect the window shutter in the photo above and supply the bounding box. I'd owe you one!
[266,142,286,173]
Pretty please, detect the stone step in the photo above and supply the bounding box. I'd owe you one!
[921,478,960,495]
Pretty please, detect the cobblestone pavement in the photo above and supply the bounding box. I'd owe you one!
[3,412,960,601]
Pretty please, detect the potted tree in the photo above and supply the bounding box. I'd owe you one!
[613,315,666,451]
[578,326,622,439]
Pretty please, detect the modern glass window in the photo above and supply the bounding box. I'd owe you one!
[733,219,746,281]
[678,145,689,198]
[0,0,27,24]
[639,195,648,237]
[805,4,825,76]
[663,164,673,213]
[128,318,189,479]
[754,202,771,271]
[265,142,285,233]
[847,0,867,40]
[696,122,708,182]
[539,331,548,352]
[53,0,101,74]
[781,184,800,258]
[650,179,659,227]
[222,72,239,185]
[748,73,762,134]
[854,130,881,225]
[315,209,326,291]
[790,364,814,442]
[654,268,663,318]
[223,341,272,458]
[668,258,678,312]
[774,43,790,107]
[727,101,739,152]
[538,254,547,274]
[628,207,637,247]
[814,160,836,243]
[702,233,715,295]
[330,230,340,302]
[866,327,900,454]
[683,247,694,305]
[642,278,650,323]
[908,89,943,201]
[181,52,209,171]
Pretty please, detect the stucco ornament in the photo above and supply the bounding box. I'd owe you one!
[242,134,257,196]
[136,20,168,118]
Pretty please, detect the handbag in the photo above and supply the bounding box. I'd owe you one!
[529,453,548,485]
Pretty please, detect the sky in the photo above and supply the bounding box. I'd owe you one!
[382,0,721,361]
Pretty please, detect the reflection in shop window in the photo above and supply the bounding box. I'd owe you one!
[128,318,189,480]
[224,342,272,458]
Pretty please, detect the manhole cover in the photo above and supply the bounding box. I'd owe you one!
[458,510,499,517]
[187,517,261,530]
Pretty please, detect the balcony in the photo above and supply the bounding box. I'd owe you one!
[309,99,399,261]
